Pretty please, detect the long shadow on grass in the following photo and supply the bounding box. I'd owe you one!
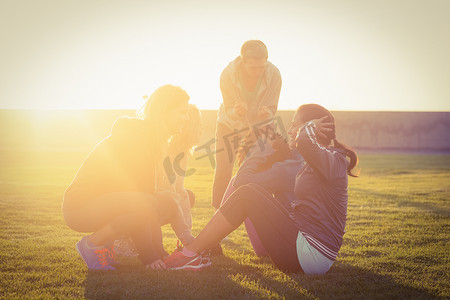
[82,255,439,299]
[83,256,312,299]
[288,261,441,299]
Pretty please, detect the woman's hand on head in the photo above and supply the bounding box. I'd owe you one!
[309,116,335,141]
[147,259,167,270]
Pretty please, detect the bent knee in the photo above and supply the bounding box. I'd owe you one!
[224,184,263,207]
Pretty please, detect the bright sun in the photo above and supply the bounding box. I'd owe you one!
[1,1,449,112]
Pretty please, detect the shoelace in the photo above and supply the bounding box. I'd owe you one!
[94,248,110,268]
[107,244,116,262]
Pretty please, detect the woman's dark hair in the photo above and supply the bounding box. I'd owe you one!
[297,104,359,177]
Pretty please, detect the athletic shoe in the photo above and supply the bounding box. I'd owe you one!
[163,251,209,271]
[105,242,118,265]
[76,236,116,270]
[171,242,212,267]
[114,237,138,257]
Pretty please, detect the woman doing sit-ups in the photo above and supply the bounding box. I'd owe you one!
[163,103,358,274]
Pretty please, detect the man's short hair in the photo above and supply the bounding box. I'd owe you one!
[240,40,268,60]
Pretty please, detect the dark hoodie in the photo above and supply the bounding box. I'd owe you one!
[292,121,349,261]
[63,117,158,211]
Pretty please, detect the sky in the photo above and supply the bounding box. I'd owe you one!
[0,0,449,111]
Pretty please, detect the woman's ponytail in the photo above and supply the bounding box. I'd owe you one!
[333,139,359,177]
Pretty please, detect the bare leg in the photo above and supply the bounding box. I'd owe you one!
[185,211,235,253]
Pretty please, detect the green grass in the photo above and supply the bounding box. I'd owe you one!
[0,150,449,299]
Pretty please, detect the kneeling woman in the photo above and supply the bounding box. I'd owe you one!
[164,104,358,274]
[63,85,194,270]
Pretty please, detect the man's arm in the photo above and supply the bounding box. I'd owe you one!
[220,68,243,120]
[260,66,282,118]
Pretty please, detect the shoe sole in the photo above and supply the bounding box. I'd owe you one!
[168,263,211,271]
[166,255,211,271]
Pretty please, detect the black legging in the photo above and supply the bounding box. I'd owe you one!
[219,183,302,272]
[63,192,176,264]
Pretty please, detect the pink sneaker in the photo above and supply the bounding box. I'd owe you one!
[163,251,210,271]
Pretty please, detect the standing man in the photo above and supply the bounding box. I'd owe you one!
[212,40,282,209]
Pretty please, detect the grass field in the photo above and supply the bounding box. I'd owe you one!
[0,150,449,299]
